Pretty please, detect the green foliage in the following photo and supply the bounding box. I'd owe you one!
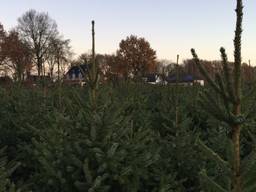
[0,146,20,192]
[0,84,200,191]
[190,1,256,191]
[0,77,255,192]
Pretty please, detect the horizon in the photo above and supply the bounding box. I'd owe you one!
[0,0,255,63]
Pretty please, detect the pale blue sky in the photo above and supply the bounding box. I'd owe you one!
[0,0,255,63]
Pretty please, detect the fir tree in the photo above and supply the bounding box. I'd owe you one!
[87,20,100,108]
[190,0,255,191]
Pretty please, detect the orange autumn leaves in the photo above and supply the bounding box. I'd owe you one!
[0,24,32,80]
[110,35,157,79]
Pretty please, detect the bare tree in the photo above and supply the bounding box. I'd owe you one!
[17,9,58,76]
[46,36,72,80]
[156,59,173,76]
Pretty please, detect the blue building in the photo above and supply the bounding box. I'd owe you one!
[142,73,164,84]
[166,74,204,86]
[64,64,89,85]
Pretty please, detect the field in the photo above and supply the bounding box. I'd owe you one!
[0,0,253,191]
[0,82,254,192]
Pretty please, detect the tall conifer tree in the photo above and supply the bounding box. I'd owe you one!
[190,0,255,191]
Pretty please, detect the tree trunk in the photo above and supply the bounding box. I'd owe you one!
[37,56,43,77]
[232,103,241,192]
[232,0,243,190]
[57,58,60,81]
[175,55,179,129]
[232,126,241,192]
[38,67,41,77]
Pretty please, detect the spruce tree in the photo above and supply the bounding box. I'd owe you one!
[87,20,100,108]
[190,0,254,191]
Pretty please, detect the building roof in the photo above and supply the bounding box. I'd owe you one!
[143,73,158,83]
[166,74,203,83]
[66,64,89,78]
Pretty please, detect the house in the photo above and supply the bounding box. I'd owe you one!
[166,74,204,86]
[64,64,89,86]
[142,73,165,85]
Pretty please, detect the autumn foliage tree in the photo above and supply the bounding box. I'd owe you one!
[0,23,8,76]
[116,35,157,79]
[2,30,32,81]
[0,23,32,81]
[0,24,6,64]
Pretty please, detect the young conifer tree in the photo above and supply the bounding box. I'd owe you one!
[87,20,100,108]
[190,0,255,191]
[175,54,180,129]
